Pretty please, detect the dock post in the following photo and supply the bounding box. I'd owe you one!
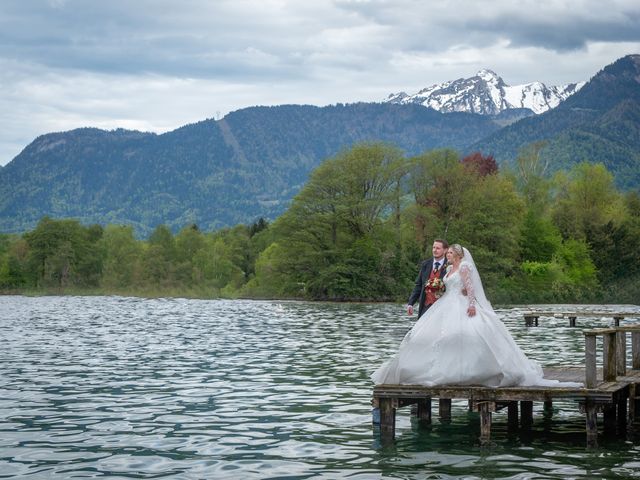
[417,397,432,424]
[585,400,598,448]
[614,316,622,327]
[617,390,628,433]
[617,331,627,376]
[585,333,597,388]
[507,401,519,429]
[629,383,638,425]
[603,403,617,435]
[479,402,492,444]
[439,398,452,421]
[603,332,618,382]
[521,401,533,427]
[632,331,640,370]
[544,400,553,415]
[568,316,577,327]
[379,398,396,440]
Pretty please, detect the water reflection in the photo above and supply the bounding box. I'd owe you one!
[0,296,639,479]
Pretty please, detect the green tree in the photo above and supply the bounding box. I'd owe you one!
[408,148,464,246]
[450,174,525,289]
[0,234,28,289]
[100,225,142,289]
[519,212,563,263]
[24,217,103,289]
[551,162,625,240]
[257,142,406,299]
[141,225,177,288]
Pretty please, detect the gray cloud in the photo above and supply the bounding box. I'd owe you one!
[0,0,639,165]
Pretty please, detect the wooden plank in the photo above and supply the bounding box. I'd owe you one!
[524,311,639,317]
[585,327,618,336]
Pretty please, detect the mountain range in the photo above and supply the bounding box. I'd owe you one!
[0,54,638,236]
[385,69,585,115]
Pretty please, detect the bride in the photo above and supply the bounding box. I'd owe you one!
[372,244,579,387]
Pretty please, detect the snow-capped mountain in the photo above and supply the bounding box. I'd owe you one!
[385,69,585,115]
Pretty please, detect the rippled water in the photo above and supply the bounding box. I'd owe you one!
[1,296,640,479]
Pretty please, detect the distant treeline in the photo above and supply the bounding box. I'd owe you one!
[2,142,640,304]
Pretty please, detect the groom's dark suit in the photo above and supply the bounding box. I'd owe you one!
[407,257,447,319]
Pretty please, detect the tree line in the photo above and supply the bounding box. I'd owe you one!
[2,142,639,303]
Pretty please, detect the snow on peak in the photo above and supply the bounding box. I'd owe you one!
[385,70,585,115]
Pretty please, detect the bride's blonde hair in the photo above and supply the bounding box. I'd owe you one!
[450,244,464,258]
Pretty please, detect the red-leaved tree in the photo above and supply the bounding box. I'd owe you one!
[461,152,498,177]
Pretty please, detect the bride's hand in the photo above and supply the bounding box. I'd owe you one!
[467,305,476,317]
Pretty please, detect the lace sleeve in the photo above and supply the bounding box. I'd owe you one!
[460,263,476,307]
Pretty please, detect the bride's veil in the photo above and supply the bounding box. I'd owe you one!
[461,247,494,313]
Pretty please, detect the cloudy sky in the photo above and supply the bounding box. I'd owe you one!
[1,0,639,166]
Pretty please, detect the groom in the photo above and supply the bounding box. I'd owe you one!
[406,239,449,318]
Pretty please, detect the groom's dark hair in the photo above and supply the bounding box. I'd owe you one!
[434,238,449,249]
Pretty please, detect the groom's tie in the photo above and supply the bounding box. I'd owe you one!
[433,261,440,272]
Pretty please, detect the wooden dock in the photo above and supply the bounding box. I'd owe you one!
[372,324,640,447]
[523,310,638,327]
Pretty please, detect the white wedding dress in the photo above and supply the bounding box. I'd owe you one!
[372,249,580,387]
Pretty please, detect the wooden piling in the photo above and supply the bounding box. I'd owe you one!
[479,402,492,443]
[379,397,395,438]
[585,400,598,448]
[521,401,533,427]
[603,403,617,434]
[439,398,452,421]
[507,401,519,429]
[417,398,431,424]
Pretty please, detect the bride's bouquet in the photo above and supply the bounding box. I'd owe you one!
[426,277,445,298]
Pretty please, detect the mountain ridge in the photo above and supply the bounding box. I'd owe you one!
[0,103,500,235]
[472,54,640,188]
[386,69,585,115]
[1,55,638,235]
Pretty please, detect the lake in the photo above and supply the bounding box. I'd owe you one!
[1,296,639,479]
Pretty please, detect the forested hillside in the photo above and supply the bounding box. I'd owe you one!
[473,54,640,188]
[2,144,639,304]
[1,55,639,239]
[0,104,499,236]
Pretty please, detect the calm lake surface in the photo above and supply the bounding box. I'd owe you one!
[1,296,640,479]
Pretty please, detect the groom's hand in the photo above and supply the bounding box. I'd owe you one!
[406,304,414,316]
